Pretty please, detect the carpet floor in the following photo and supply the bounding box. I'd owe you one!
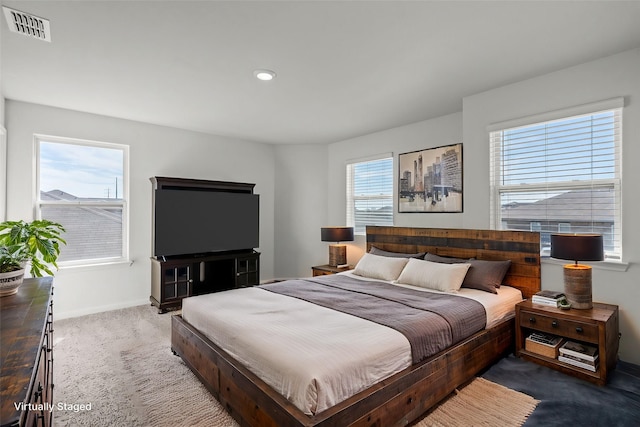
[52,304,638,426]
[482,355,640,426]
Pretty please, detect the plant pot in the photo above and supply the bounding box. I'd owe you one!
[0,268,26,297]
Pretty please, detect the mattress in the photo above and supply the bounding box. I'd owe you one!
[181,274,522,416]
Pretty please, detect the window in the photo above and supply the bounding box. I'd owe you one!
[490,100,622,261]
[36,135,129,265]
[346,155,393,235]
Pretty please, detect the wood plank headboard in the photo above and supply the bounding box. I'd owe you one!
[366,226,541,300]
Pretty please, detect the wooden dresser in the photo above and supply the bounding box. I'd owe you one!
[0,278,54,427]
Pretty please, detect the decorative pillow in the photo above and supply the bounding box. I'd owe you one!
[396,258,471,293]
[370,246,426,259]
[461,259,512,294]
[424,253,470,264]
[353,253,409,281]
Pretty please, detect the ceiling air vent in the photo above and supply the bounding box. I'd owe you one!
[3,6,51,42]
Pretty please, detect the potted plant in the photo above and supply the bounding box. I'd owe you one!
[0,219,66,296]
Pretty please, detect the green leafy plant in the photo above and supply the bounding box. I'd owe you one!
[0,244,29,273]
[0,219,66,277]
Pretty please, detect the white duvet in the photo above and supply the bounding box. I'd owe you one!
[181,273,522,415]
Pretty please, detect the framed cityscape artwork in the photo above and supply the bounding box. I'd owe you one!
[398,143,463,213]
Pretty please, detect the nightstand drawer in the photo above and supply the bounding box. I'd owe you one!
[519,310,598,343]
[313,270,334,276]
[312,265,352,276]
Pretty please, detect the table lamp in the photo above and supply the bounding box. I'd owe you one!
[550,233,604,309]
[321,227,354,267]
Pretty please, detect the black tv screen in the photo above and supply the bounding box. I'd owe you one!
[154,189,259,257]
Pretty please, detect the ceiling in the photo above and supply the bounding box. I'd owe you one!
[2,1,640,145]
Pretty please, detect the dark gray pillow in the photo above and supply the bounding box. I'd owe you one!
[370,246,426,259]
[424,253,470,264]
[461,259,512,294]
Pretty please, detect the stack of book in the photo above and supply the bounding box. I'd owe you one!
[525,332,564,358]
[532,290,565,307]
[558,341,599,372]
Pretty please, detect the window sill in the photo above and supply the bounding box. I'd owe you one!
[542,257,629,272]
[58,258,134,270]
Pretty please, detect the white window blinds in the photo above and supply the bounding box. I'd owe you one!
[490,105,622,261]
[346,155,393,234]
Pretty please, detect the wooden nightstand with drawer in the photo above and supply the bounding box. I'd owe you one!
[312,264,352,276]
[515,300,619,385]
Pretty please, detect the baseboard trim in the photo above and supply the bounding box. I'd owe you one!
[55,298,150,320]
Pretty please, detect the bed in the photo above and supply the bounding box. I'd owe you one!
[171,226,540,427]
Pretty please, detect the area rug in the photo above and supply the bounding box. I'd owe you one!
[53,304,538,426]
[415,377,539,427]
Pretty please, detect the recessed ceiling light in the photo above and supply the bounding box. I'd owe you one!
[254,69,276,81]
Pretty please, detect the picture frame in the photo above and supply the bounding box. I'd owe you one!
[398,143,463,213]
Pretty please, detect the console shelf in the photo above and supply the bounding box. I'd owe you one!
[150,250,260,313]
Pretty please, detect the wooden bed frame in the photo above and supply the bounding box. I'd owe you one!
[171,226,540,427]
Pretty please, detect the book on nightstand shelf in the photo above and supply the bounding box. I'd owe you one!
[531,290,565,307]
[558,340,599,372]
[559,341,599,362]
[558,354,599,372]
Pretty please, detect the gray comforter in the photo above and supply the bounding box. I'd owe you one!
[262,274,486,363]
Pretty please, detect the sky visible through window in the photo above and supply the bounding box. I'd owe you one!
[39,141,124,199]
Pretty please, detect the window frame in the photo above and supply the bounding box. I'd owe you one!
[489,99,623,262]
[34,134,130,267]
[346,153,394,235]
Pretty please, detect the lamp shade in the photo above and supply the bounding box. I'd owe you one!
[321,227,354,243]
[550,234,604,262]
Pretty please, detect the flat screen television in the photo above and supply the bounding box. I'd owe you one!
[153,189,259,258]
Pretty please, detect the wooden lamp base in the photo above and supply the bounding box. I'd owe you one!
[563,264,593,309]
[328,244,347,267]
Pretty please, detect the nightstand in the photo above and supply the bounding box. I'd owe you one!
[515,300,619,385]
[312,264,352,276]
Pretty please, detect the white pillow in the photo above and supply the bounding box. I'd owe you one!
[353,253,409,281]
[396,258,471,292]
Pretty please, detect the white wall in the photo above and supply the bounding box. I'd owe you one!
[463,48,640,364]
[327,112,464,264]
[0,124,5,221]
[326,48,640,364]
[5,100,275,319]
[274,115,465,277]
[273,133,485,276]
[273,144,328,278]
[1,34,5,220]
[1,27,4,127]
